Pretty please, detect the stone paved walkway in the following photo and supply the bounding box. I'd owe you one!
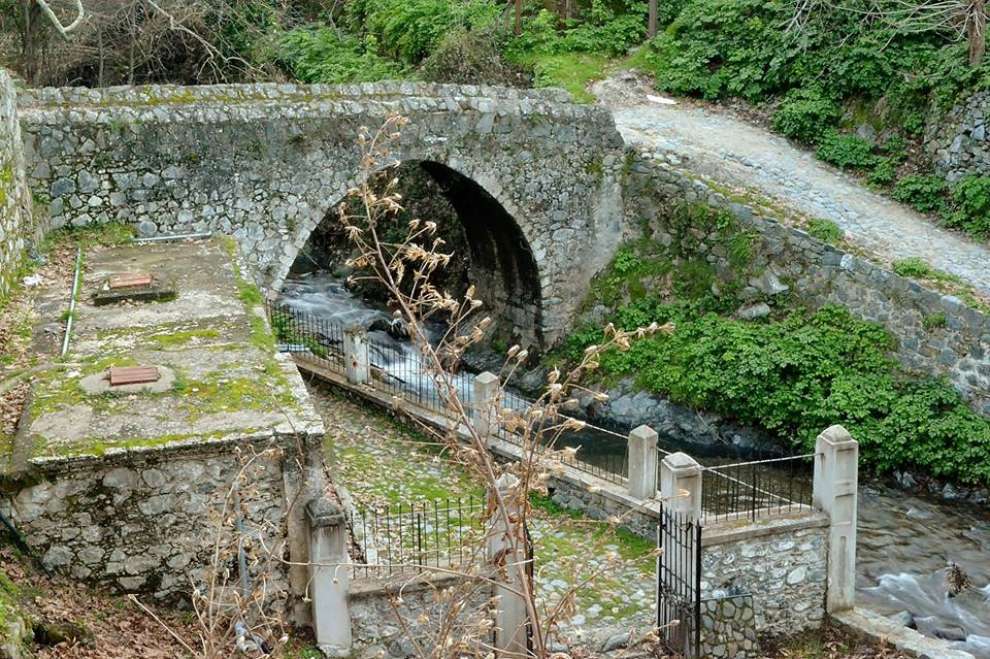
[593,73,990,295]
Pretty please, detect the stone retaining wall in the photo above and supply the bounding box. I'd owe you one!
[349,573,494,657]
[702,517,829,637]
[0,69,34,300]
[700,594,760,659]
[16,80,626,344]
[623,156,990,415]
[926,91,990,181]
[1,432,316,606]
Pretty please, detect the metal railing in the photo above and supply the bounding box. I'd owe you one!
[701,453,815,523]
[657,506,703,658]
[266,301,631,486]
[348,496,487,579]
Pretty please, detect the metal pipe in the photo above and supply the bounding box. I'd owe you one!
[131,231,213,244]
[60,246,83,358]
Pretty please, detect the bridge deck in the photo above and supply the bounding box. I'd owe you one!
[4,236,321,473]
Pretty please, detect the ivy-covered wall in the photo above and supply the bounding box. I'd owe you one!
[0,69,34,304]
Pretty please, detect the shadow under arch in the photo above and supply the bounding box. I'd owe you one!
[294,159,545,348]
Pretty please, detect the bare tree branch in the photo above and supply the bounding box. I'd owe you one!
[35,0,86,37]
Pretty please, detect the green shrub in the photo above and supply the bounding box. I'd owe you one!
[278,27,404,83]
[771,87,840,143]
[867,158,898,187]
[892,175,949,215]
[561,303,990,484]
[420,27,527,86]
[805,218,842,245]
[892,256,936,279]
[348,0,499,65]
[947,175,990,237]
[816,130,876,169]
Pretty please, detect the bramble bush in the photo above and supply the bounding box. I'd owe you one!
[278,27,404,83]
[815,130,876,170]
[947,175,990,237]
[892,175,949,215]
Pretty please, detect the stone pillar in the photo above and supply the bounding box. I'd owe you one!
[473,371,500,442]
[343,327,369,385]
[659,452,703,656]
[628,425,659,499]
[486,473,530,657]
[306,498,352,657]
[660,452,703,520]
[813,425,859,614]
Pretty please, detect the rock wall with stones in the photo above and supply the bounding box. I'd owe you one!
[0,434,304,604]
[0,69,34,301]
[623,157,990,416]
[701,522,828,637]
[349,576,494,656]
[925,92,990,181]
[700,594,760,659]
[16,81,626,345]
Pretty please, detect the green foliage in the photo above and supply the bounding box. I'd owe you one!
[526,52,610,102]
[563,303,990,484]
[867,158,898,187]
[922,312,947,330]
[278,27,404,83]
[892,175,949,215]
[420,27,525,86]
[771,87,840,143]
[815,130,876,170]
[892,256,938,279]
[348,0,500,65]
[947,175,990,237]
[508,0,646,59]
[805,218,842,245]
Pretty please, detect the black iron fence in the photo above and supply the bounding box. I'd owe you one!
[266,301,631,486]
[657,506,703,658]
[347,496,487,579]
[701,454,815,523]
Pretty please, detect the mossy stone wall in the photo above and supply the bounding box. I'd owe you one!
[0,69,34,304]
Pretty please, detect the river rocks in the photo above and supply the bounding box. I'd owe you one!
[890,610,915,627]
[735,302,771,320]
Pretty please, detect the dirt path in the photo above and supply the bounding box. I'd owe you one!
[593,73,990,295]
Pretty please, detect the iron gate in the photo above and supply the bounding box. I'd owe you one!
[657,507,703,658]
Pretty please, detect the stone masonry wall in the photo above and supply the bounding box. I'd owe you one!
[349,575,494,657]
[701,521,828,637]
[1,434,306,605]
[0,69,34,301]
[16,81,626,344]
[624,156,990,415]
[700,594,760,659]
[925,91,990,181]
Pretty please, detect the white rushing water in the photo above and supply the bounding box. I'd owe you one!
[279,270,990,656]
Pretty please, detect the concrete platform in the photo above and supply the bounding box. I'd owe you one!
[4,235,322,471]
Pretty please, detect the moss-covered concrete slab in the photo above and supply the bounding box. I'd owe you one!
[4,237,322,470]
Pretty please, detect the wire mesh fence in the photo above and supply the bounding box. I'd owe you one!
[347,496,487,579]
[701,454,815,523]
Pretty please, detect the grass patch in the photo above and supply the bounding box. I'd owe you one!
[517,52,610,103]
[150,328,220,349]
[805,218,843,245]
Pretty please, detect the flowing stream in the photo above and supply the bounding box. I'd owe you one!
[279,271,990,657]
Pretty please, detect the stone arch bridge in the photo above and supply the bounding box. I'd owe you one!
[17,81,627,345]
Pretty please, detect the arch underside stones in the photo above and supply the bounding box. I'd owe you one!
[17,82,626,346]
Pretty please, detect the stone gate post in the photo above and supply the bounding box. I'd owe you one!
[486,473,530,657]
[628,424,659,499]
[660,451,703,520]
[306,499,352,656]
[343,327,369,385]
[473,371,500,443]
[813,425,859,613]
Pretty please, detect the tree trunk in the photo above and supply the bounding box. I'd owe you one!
[648,0,658,38]
[970,0,986,67]
[515,0,522,35]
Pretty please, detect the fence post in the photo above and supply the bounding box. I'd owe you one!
[473,371,499,443]
[813,424,859,614]
[343,326,369,385]
[486,473,530,657]
[659,452,703,657]
[306,498,352,656]
[660,452,703,520]
[628,424,659,499]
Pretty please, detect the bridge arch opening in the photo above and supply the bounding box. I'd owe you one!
[288,160,544,347]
